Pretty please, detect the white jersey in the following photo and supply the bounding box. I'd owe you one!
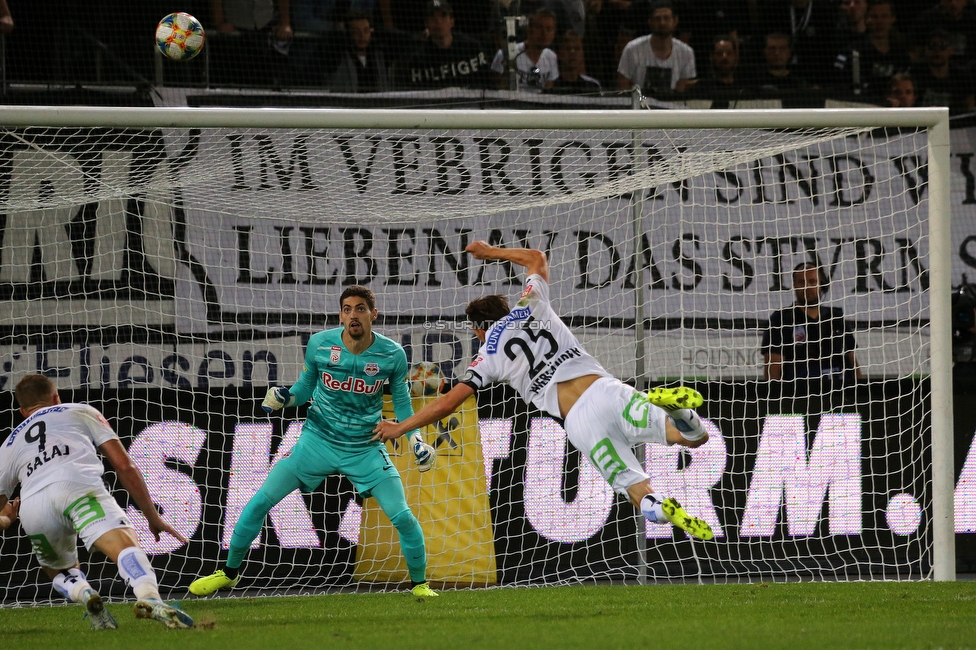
[0,403,118,500]
[461,274,611,418]
[491,43,559,93]
[617,34,696,90]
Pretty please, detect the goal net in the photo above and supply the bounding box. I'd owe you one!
[0,107,953,605]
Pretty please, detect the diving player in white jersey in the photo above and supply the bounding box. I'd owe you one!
[373,242,714,540]
[0,374,195,629]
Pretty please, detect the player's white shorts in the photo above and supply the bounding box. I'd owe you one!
[563,377,668,496]
[19,481,131,570]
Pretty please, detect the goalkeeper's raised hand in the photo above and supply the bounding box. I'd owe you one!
[262,386,292,413]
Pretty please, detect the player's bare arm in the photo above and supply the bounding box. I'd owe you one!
[764,352,783,380]
[99,439,187,544]
[849,352,863,380]
[0,496,18,531]
[373,382,475,441]
[465,241,549,282]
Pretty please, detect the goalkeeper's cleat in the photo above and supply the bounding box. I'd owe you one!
[661,497,714,541]
[412,439,436,473]
[188,569,239,596]
[83,591,118,630]
[411,583,439,599]
[646,386,704,413]
[134,598,194,629]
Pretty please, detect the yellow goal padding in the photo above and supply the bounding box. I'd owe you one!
[353,394,497,586]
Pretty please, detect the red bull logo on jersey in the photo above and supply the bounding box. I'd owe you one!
[321,371,384,395]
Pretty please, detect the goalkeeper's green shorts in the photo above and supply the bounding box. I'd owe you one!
[276,434,400,497]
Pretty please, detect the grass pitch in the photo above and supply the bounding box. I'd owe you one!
[2,582,974,650]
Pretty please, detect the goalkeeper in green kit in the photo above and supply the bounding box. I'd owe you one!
[190,286,438,598]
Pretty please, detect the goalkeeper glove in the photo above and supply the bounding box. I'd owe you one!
[409,432,436,473]
[262,386,292,413]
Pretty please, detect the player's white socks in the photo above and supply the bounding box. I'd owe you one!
[117,546,161,601]
[640,494,669,524]
[669,408,707,442]
[52,567,95,604]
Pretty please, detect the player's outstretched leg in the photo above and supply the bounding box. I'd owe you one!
[647,386,707,442]
[84,591,119,630]
[191,461,302,596]
[646,386,703,411]
[134,599,195,629]
[114,545,194,628]
[189,569,240,596]
[51,567,119,630]
[640,493,714,541]
[371,477,438,599]
[52,567,119,630]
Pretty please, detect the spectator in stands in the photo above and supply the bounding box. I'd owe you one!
[293,0,376,33]
[617,0,696,96]
[212,0,293,40]
[911,29,975,114]
[289,0,378,86]
[0,0,13,35]
[695,35,747,104]
[919,0,976,62]
[762,262,861,385]
[398,0,491,89]
[209,0,293,85]
[834,0,867,47]
[753,32,809,95]
[328,11,390,91]
[491,8,560,92]
[550,29,602,93]
[544,0,587,37]
[391,0,493,41]
[885,72,916,106]
[581,0,613,83]
[681,0,749,60]
[758,0,837,86]
[833,0,909,101]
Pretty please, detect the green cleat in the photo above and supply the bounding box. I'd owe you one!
[646,386,703,412]
[189,569,239,596]
[661,497,714,541]
[83,591,118,630]
[134,598,194,629]
[411,583,439,600]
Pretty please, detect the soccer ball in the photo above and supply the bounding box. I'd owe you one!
[155,13,206,61]
[408,362,445,397]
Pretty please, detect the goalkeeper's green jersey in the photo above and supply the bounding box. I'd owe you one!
[288,328,418,449]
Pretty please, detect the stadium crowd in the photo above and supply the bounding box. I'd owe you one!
[1,0,974,110]
[197,0,974,109]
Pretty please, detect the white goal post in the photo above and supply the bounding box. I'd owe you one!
[0,106,954,606]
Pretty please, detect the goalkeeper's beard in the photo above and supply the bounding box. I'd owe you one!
[347,321,367,339]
